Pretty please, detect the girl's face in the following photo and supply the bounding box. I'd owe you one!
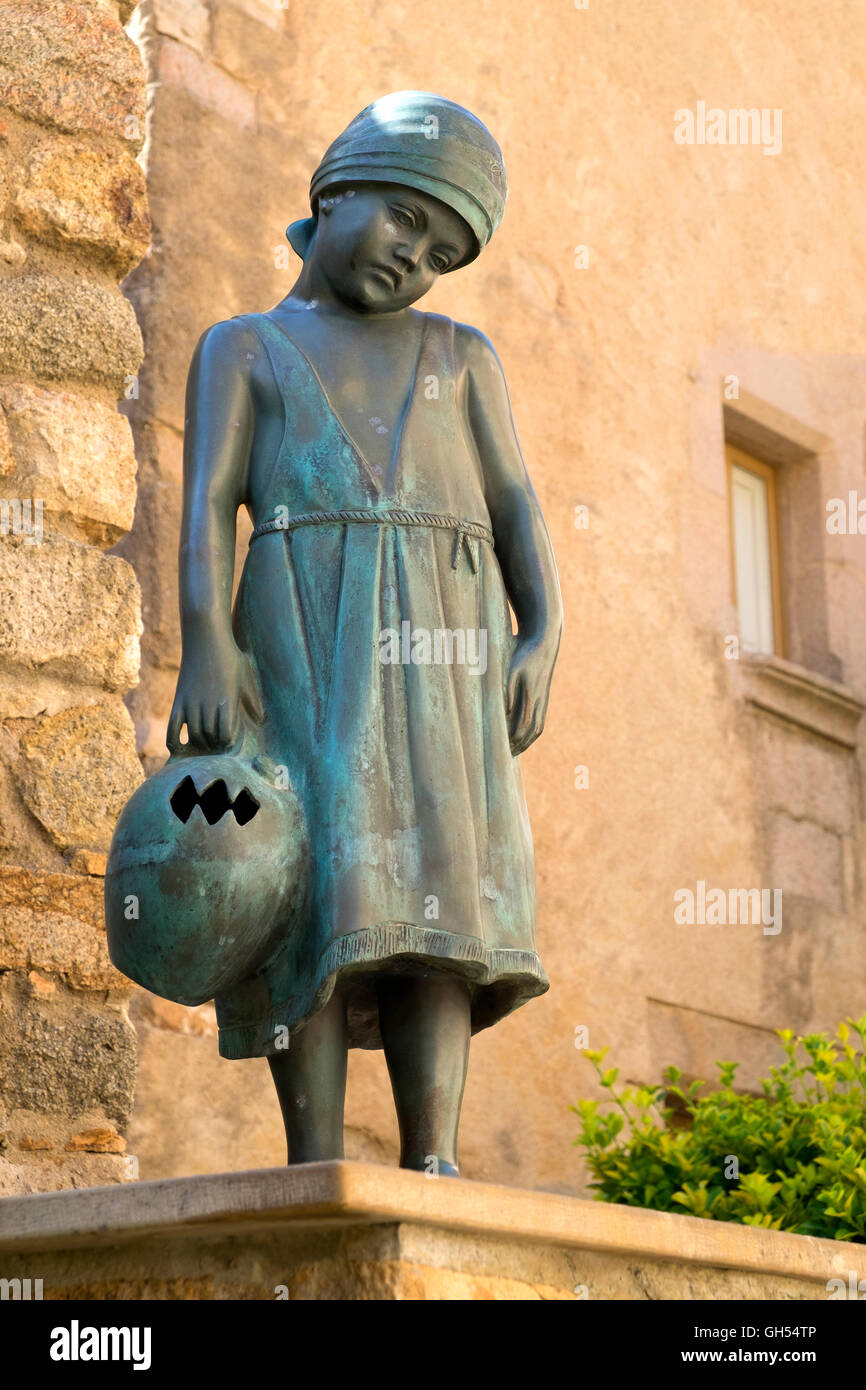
[311,182,476,313]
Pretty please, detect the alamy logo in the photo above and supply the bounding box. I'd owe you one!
[674,102,782,156]
[827,1272,866,1299]
[0,497,43,544]
[674,880,782,935]
[826,492,866,534]
[379,622,488,675]
[49,1320,152,1371]
[0,1277,43,1299]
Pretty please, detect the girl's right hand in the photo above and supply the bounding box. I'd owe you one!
[167,637,265,754]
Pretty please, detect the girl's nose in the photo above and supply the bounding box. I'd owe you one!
[393,241,420,272]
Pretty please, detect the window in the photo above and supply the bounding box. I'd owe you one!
[726,443,784,656]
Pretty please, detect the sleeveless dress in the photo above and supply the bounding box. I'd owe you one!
[213,308,548,1057]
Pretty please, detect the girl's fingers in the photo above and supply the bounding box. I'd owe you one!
[512,692,543,756]
[508,674,526,738]
[527,699,544,746]
[215,700,236,749]
[506,651,523,714]
[205,704,222,748]
[166,705,183,754]
[186,704,203,749]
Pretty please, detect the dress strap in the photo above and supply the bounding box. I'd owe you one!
[249,508,493,571]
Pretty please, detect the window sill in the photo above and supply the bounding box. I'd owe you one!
[737,653,865,749]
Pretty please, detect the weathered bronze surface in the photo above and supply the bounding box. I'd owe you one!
[106,92,562,1175]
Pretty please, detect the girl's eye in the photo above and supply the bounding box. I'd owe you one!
[431,255,449,273]
[391,207,413,227]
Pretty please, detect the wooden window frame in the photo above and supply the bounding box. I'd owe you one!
[725,442,786,658]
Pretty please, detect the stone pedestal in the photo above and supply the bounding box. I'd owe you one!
[0,1161,862,1300]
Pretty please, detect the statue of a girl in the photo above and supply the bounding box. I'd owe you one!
[166,92,562,1175]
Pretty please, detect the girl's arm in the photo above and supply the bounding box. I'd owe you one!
[460,323,563,754]
[167,319,263,753]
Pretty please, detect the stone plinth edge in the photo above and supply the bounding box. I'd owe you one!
[0,1161,862,1289]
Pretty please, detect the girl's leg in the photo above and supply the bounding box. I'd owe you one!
[377,970,471,1175]
[268,986,348,1164]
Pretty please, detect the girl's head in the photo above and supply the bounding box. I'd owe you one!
[306,180,474,312]
[288,91,507,313]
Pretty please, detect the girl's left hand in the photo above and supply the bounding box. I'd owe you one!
[505,637,556,756]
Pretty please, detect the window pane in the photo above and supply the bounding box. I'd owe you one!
[732,463,775,654]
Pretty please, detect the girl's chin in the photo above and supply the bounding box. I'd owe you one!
[339,290,409,316]
[339,270,416,312]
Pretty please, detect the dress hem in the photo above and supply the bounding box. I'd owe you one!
[216,920,548,1058]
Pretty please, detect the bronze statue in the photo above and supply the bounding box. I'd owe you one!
[107,91,562,1176]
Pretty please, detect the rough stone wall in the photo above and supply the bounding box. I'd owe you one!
[0,0,150,1192]
[121,1,866,1193]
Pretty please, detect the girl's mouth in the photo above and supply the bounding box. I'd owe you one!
[371,264,401,290]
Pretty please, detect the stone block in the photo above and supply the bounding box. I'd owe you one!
[0,0,145,146]
[0,273,142,391]
[0,864,128,991]
[151,0,211,54]
[0,402,12,476]
[647,999,782,1091]
[0,235,26,265]
[115,434,182,653]
[12,700,143,853]
[751,712,856,835]
[131,991,218,1039]
[0,382,137,541]
[0,971,136,1128]
[122,96,297,430]
[766,813,843,914]
[757,893,866,1034]
[26,971,56,1000]
[0,1162,862,1300]
[15,136,151,272]
[67,849,108,876]
[0,534,141,693]
[157,37,256,129]
[224,0,286,31]
[0,1152,127,1197]
[65,1127,126,1153]
[211,0,296,126]
[126,1012,287,1180]
[0,760,67,871]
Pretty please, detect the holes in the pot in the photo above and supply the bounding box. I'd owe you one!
[170,776,198,824]
[232,788,259,825]
[170,776,260,826]
[199,779,231,825]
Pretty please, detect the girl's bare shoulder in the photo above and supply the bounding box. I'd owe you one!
[444,317,506,397]
[190,315,276,394]
[196,314,275,364]
[447,314,500,368]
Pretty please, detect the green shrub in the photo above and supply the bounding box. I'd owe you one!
[571,1015,866,1242]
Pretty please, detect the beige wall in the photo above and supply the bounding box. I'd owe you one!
[121,0,866,1194]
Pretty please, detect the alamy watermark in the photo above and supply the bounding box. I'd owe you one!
[1,1276,43,1299]
[675,102,782,156]
[674,880,782,935]
[378,622,488,675]
[50,1322,151,1370]
[826,492,866,534]
[0,497,43,544]
[827,1271,866,1299]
